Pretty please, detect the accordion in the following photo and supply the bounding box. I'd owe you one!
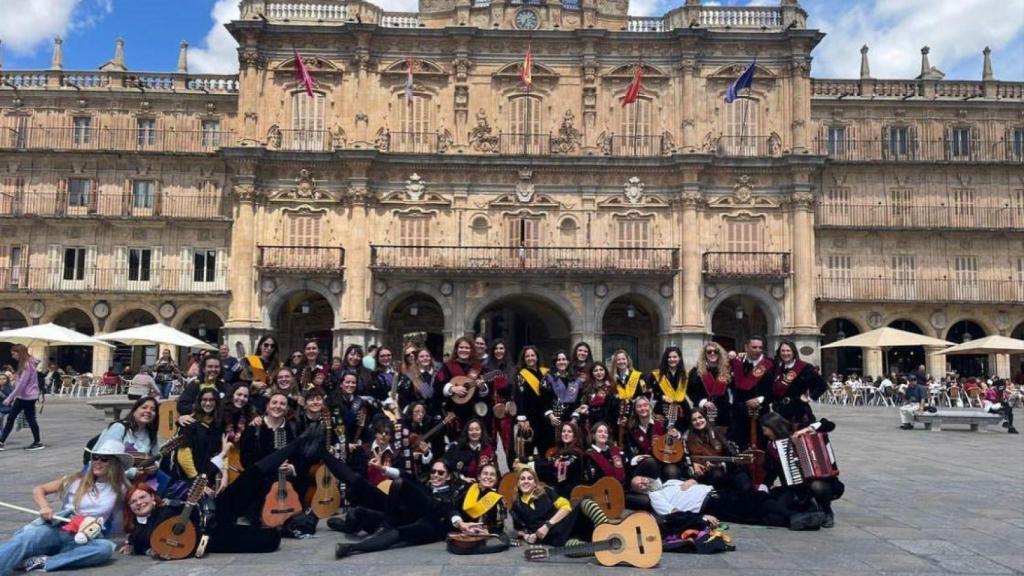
[773,433,839,486]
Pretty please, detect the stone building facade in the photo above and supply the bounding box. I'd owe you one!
[1,0,1021,378]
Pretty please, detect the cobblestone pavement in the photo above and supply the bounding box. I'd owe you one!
[0,399,1021,575]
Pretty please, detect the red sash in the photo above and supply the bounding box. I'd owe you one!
[731,357,773,391]
[700,370,730,398]
[773,360,808,397]
[587,447,625,481]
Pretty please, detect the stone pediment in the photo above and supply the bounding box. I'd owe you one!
[273,55,343,75]
[493,62,559,81]
[706,175,780,208]
[381,58,446,77]
[268,169,340,203]
[598,194,669,208]
[488,192,561,208]
[707,63,777,82]
[604,63,669,81]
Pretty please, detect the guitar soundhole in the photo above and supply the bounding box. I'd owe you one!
[172,522,185,536]
[609,536,624,553]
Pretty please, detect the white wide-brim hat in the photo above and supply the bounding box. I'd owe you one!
[85,439,134,468]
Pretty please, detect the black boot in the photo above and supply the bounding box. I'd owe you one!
[335,527,401,559]
[1009,427,1019,434]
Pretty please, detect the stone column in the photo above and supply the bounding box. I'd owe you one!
[993,353,1010,378]
[790,60,811,153]
[679,58,697,152]
[925,346,946,380]
[225,172,259,343]
[336,167,375,352]
[679,187,705,365]
[865,347,883,378]
[790,189,816,335]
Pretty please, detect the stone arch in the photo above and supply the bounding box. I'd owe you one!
[703,285,783,339]
[45,306,99,334]
[946,316,996,341]
[261,279,340,329]
[173,306,226,331]
[107,305,161,333]
[594,285,672,338]
[465,284,579,336]
[596,287,671,371]
[820,317,864,377]
[818,314,869,335]
[373,282,453,335]
[375,286,450,359]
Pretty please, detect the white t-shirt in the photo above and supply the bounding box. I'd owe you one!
[647,479,713,516]
[63,478,118,519]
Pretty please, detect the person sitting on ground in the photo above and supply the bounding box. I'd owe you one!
[898,377,929,430]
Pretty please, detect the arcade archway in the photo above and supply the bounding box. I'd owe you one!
[473,296,572,361]
[601,295,660,371]
[179,310,224,365]
[52,308,95,373]
[382,293,445,361]
[113,309,158,371]
[275,290,333,360]
[710,295,770,354]
[821,318,863,377]
[886,319,925,376]
[1012,321,1024,381]
[946,319,988,378]
[0,308,28,369]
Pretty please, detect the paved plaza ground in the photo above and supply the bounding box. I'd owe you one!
[0,399,1021,575]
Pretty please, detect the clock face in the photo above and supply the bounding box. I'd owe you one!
[515,9,539,30]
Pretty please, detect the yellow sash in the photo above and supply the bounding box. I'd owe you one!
[462,484,503,519]
[245,355,268,381]
[616,370,643,400]
[519,368,547,396]
[653,370,687,403]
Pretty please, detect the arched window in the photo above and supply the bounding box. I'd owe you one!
[395,94,433,152]
[290,91,326,151]
[618,98,654,155]
[507,95,544,154]
[722,97,759,156]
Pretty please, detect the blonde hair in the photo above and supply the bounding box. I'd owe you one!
[60,458,128,513]
[515,468,546,500]
[697,341,730,382]
[610,349,634,373]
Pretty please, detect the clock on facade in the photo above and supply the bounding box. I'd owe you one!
[515,9,539,30]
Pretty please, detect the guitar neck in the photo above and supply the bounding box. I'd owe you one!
[545,538,617,559]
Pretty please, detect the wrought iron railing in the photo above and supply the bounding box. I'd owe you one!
[0,192,227,220]
[817,277,1023,304]
[258,246,346,272]
[0,126,233,153]
[816,204,1024,231]
[702,252,791,278]
[813,138,1024,163]
[1,267,228,293]
[371,245,679,275]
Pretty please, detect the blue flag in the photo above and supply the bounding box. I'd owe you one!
[724,61,756,103]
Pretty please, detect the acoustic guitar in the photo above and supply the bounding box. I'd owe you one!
[448,370,505,405]
[569,476,626,519]
[409,412,455,454]
[651,402,684,464]
[310,414,342,519]
[158,399,179,442]
[260,427,302,528]
[150,474,207,560]
[130,434,187,472]
[692,454,753,465]
[524,511,662,568]
[745,405,766,488]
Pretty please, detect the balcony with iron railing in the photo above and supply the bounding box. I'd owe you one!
[714,135,784,158]
[258,246,346,273]
[0,126,233,154]
[389,131,441,154]
[0,69,238,93]
[370,245,679,276]
[817,276,1024,304]
[813,138,1024,163]
[1,267,228,293]
[0,192,228,221]
[702,252,791,279]
[604,135,669,157]
[816,204,1024,231]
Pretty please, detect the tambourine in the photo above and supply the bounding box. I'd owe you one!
[473,401,489,418]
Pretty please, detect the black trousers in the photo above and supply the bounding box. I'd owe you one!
[701,489,794,528]
[334,464,445,545]
[989,404,1014,427]
[0,398,40,444]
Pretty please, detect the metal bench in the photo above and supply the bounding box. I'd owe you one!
[86,396,136,422]
[912,410,1003,432]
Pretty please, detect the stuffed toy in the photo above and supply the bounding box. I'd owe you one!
[60,514,105,544]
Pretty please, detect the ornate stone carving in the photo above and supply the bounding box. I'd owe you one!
[660,130,676,155]
[768,132,782,156]
[232,183,256,203]
[550,110,581,154]
[791,191,815,209]
[405,173,426,201]
[438,128,453,153]
[867,311,884,329]
[594,284,609,298]
[283,169,326,200]
[452,56,471,82]
[331,126,347,149]
[596,130,612,155]
[515,168,535,203]
[469,109,498,153]
[930,311,948,331]
[355,113,369,127]
[439,281,454,296]
[680,190,703,208]
[239,49,266,70]
[374,127,391,152]
[623,177,645,204]
[266,124,282,149]
[701,131,721,154]
[351,51,370,72]
[733,175,754,203]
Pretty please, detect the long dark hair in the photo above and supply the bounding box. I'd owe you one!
[343,344,364,369]
[759,411,793,440]
[222,383,258,429]
[517,345,542,371]
[120,396,159,448]
[773,340,800,366]
[254,334,279,367]
[191,388,223,427]
[572,341,593,365]
[487,338,510,370]
[458,418,493,449]
[657,346,685,378]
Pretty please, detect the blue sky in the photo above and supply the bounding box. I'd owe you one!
[0,0,1021,80]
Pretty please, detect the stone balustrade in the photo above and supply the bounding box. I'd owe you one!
[699,6,782,28]
[813,78,1024,100]
[626,17,665,32]
[380,12,420,27]
[1,70,238,94]
[265,1,348,21]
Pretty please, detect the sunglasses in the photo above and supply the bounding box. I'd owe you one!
[705,350,719,355]
[430,469,448,476]
[92,455,112,463]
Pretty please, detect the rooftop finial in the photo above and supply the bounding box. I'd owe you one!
[982,46,993,81]
[920,46,930,77]
[100,38,127,71]
[177,40,189,74]
[50,36,64,70]
[859,44,871,79]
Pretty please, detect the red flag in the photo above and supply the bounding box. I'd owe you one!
[294,48,315,98]
[621,63,643,107]
[520,45,533,88]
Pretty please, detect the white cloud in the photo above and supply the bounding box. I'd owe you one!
[372,0,418,10]
[189,0,240,74]
[0,0,111,56]
[811,0,1024,79]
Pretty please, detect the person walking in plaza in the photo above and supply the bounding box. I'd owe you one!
[898,376,929,430]
[0,344,44,451]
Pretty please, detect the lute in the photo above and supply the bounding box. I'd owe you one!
[448,370,505,405]
[150,474,207,560]
[260,426,302,527]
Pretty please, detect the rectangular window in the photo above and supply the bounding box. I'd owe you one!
[193,249,217,283]
[1011,127,1024,161]
[128,248,152,282]
[1016,257,1024,301]
[137,119,156,147]
[397,216,430,265]
[887,126,910,158]
[132,180,155,209]
[0,177,25,215]
[951,188,975,226]
[72,117,92,145]
[290,92,325,151]
[11,116,28,149]
[396,95,433,152]
[618,98,655,156]
[952,256,978,301]
[617,219,651,269]
[724,219,766,275]
[889,254,916,299]
[826,126,847,157]
[822,187,851,224]
[68,178,91,208]
[825,254,853,299]
[63,247,86,281]
[9,246,23,287]
[949,127,971,160]
[285,214,325,268]
[507,96,544,153]
[201,120,221,148]
[724,98,759,156]
[889,187,913,225]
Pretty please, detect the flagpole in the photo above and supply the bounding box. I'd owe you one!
[633,53,642,157]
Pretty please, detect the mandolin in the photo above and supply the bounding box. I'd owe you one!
[260,427,302,528]
[569,476,625,519]
[651,402,684,464]
[310,414,342,519]
[524,511,662,568]
[498,472,519,509]
[150,474,207,560]
[448,370,505,405]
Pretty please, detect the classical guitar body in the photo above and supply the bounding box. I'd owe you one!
[651,434,684,464]
[570,477,625,519]
[311,464,342,519]
[261,477,302,528]
[592,512,662,568]
[158,399,179,441]
[150,517,198,560]
[498,472,519,508]
[225,444,244,485]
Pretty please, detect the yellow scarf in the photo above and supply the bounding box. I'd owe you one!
[519,368,547,396]
[653,369,687,403]
[462,483,502,519]
[616,370,643,400]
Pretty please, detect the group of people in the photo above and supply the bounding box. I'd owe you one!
[0,333,845,574]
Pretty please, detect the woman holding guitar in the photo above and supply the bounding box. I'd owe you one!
[646,347,689,435]
[0,439,129,574]
[239,334,281,399]
[435,337,487,437]
[485,340,515,463]
[585,363,616,440]
[683,407,752,492]
[534,421,585,498]
[93,396,161,482]
[449,462,511,555]
[221,383,260,487]
[510,468,609,548]
[514,346,552,460]
[444,418,494,482]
